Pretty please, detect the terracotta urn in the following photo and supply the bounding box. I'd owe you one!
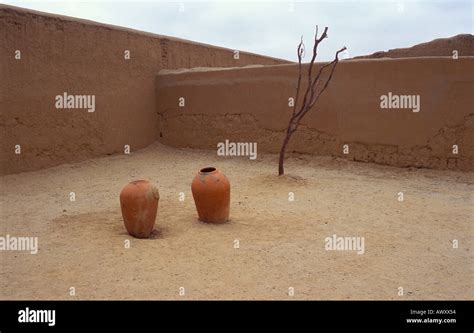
[119,180,160,238]
[191,167,230,223]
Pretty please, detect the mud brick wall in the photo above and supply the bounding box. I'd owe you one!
[1,5,288,175]
[156,58,474,171]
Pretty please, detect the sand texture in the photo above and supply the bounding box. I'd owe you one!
[1,143,472,300]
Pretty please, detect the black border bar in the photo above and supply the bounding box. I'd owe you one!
[0,300,472,330]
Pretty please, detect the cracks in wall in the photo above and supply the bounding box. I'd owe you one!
[295,114,473,171]
[415,113,474,170]
[157,111,474,171]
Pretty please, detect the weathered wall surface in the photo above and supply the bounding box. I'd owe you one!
[354,34,473,59]
[0,5,288,175]
[156,58,474,171]
[2,5,473,174]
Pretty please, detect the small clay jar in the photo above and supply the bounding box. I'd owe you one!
[120,180,159,238]
[191,167,230,223]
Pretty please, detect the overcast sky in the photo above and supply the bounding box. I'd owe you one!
[2,0,472,61]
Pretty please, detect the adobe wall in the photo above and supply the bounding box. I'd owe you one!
[156,58,474,171]
[0,5,288,175]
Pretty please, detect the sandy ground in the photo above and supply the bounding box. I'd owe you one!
[0,142,472,300]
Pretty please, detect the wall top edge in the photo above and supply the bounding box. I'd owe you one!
[157,56,474,76]
[0,4,292,64]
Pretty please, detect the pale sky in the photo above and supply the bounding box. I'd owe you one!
[2,0,472,61]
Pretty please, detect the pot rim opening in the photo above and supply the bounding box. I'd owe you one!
[199,167,217,174]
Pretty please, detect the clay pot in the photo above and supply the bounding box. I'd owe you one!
[120,180,160,238]
[191,167,230,223]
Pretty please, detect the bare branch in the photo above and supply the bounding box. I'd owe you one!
[307,46,346,109]
[278,27,345,176]
[299,26,328,117]
[292,36,305,117]
[296,46,346,122]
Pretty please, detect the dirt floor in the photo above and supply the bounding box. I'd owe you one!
[0,142,472,300]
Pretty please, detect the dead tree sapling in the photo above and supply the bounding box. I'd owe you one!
[278,26,346,176]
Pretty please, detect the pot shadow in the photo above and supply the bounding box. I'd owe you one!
[191,215,251,231]
[53,210,168,240]
[147,227,167,239]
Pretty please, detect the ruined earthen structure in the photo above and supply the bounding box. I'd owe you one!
[2,5,473,174]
